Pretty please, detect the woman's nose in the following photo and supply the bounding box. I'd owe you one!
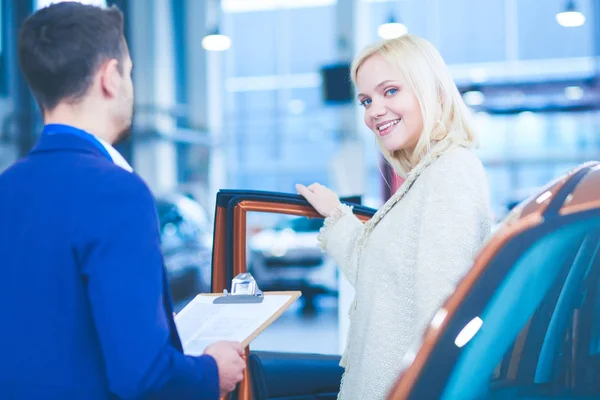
[369,103,387,119]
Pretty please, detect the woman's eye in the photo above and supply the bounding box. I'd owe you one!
[359,98,372,107]
[385,88,398,96]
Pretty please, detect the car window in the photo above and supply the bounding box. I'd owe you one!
[247,213,341,355]
[440,218,600,400]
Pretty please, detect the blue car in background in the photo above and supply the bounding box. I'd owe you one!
[156,193,212,304]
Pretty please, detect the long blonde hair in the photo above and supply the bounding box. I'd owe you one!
[351,34,477,177]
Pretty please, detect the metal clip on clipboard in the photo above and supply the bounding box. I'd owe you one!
[213,273,264,304]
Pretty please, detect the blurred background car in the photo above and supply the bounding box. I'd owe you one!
[248,215,337,314]
[156,193,213,305]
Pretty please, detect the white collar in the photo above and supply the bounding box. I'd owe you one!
[95,136,134,173]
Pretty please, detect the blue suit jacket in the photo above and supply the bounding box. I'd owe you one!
[0,131,219,399]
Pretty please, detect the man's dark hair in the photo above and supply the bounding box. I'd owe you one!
[18,2,126,111]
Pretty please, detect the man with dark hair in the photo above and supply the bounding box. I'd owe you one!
[0,3,244,399]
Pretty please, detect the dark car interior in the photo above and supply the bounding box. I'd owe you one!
[248,352,344,400]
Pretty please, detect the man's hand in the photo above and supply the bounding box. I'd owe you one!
[204,341,246,396]
[296,183,342,218]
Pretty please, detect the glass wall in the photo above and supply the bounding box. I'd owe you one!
[220,0,600,219]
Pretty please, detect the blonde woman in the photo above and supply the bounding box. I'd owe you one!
[296,35,492,399]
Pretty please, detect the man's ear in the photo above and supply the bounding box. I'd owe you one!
[99,59,121,99]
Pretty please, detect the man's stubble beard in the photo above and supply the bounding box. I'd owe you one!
[113,103,134,145]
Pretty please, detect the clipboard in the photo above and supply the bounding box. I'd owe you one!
[175,291,302,354]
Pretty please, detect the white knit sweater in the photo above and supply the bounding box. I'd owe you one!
[319,143,492,400]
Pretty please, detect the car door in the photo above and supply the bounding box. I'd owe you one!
[210,189,376,400]
[389,162,600,400]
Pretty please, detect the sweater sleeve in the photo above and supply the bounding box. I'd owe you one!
[317,204,365,287]
[414,154,492,336]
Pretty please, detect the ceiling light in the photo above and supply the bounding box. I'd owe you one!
[202,28,231,52]
[378,14,407,39]
[556,0,585,27]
